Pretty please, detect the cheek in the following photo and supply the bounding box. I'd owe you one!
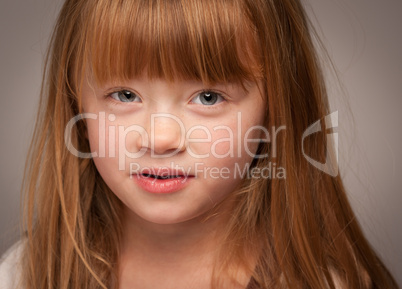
[85,118,101,153]
[186,115,263,162]
[209,128,234,158]
[86,115,144,158]
[86,118,129,195]
[240,112,266,159]
[85,117,115,156]
[85,117,124,174]
[186,123,236,160]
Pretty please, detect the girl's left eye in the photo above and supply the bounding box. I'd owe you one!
[109,90,141,103]
[191,91,224,106]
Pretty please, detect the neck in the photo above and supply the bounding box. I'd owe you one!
[121,207,228,260]
[118,205,237,289]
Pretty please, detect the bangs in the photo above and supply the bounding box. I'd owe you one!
[79,0,262,85]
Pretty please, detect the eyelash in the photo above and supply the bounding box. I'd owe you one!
[108,89,141,103]
[190,90,226,107]
[106,88,227,107]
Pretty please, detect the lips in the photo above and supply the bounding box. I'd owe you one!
[141,173,184,180]
[132,168,194,194]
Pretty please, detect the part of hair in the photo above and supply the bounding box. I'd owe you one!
[22,0,399,288]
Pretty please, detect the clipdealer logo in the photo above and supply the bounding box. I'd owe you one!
[302,111,339,177]
[64,111,339,177]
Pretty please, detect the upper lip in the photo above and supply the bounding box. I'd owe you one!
[135,167,193,177]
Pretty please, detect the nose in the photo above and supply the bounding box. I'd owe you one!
[139,113,186,156]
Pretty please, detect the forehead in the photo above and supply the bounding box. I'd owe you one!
[74,0,262,89]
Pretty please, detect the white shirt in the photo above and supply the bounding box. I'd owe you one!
[0,242,23,289]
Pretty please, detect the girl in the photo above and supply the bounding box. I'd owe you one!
[0,0,399,288]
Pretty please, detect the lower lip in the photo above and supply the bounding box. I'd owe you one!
[132,174,193,194]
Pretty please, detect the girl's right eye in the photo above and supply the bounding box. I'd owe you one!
[109,90,141,103]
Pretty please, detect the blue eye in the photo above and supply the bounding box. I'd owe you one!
[191,91,224,106]
[110,90,141,103]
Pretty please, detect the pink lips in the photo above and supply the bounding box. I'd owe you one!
[132,168,193,194]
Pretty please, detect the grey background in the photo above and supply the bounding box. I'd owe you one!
[0,0,401,285]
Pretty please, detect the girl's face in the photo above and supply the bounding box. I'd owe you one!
[81,76,265,225]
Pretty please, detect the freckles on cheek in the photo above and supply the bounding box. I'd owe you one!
[211,132,233,157]
[210,119,238,158]
[187,118,262,160]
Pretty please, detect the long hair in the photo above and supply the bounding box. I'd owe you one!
[22,0,399,288]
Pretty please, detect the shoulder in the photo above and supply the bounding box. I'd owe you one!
[0,241,23,289]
